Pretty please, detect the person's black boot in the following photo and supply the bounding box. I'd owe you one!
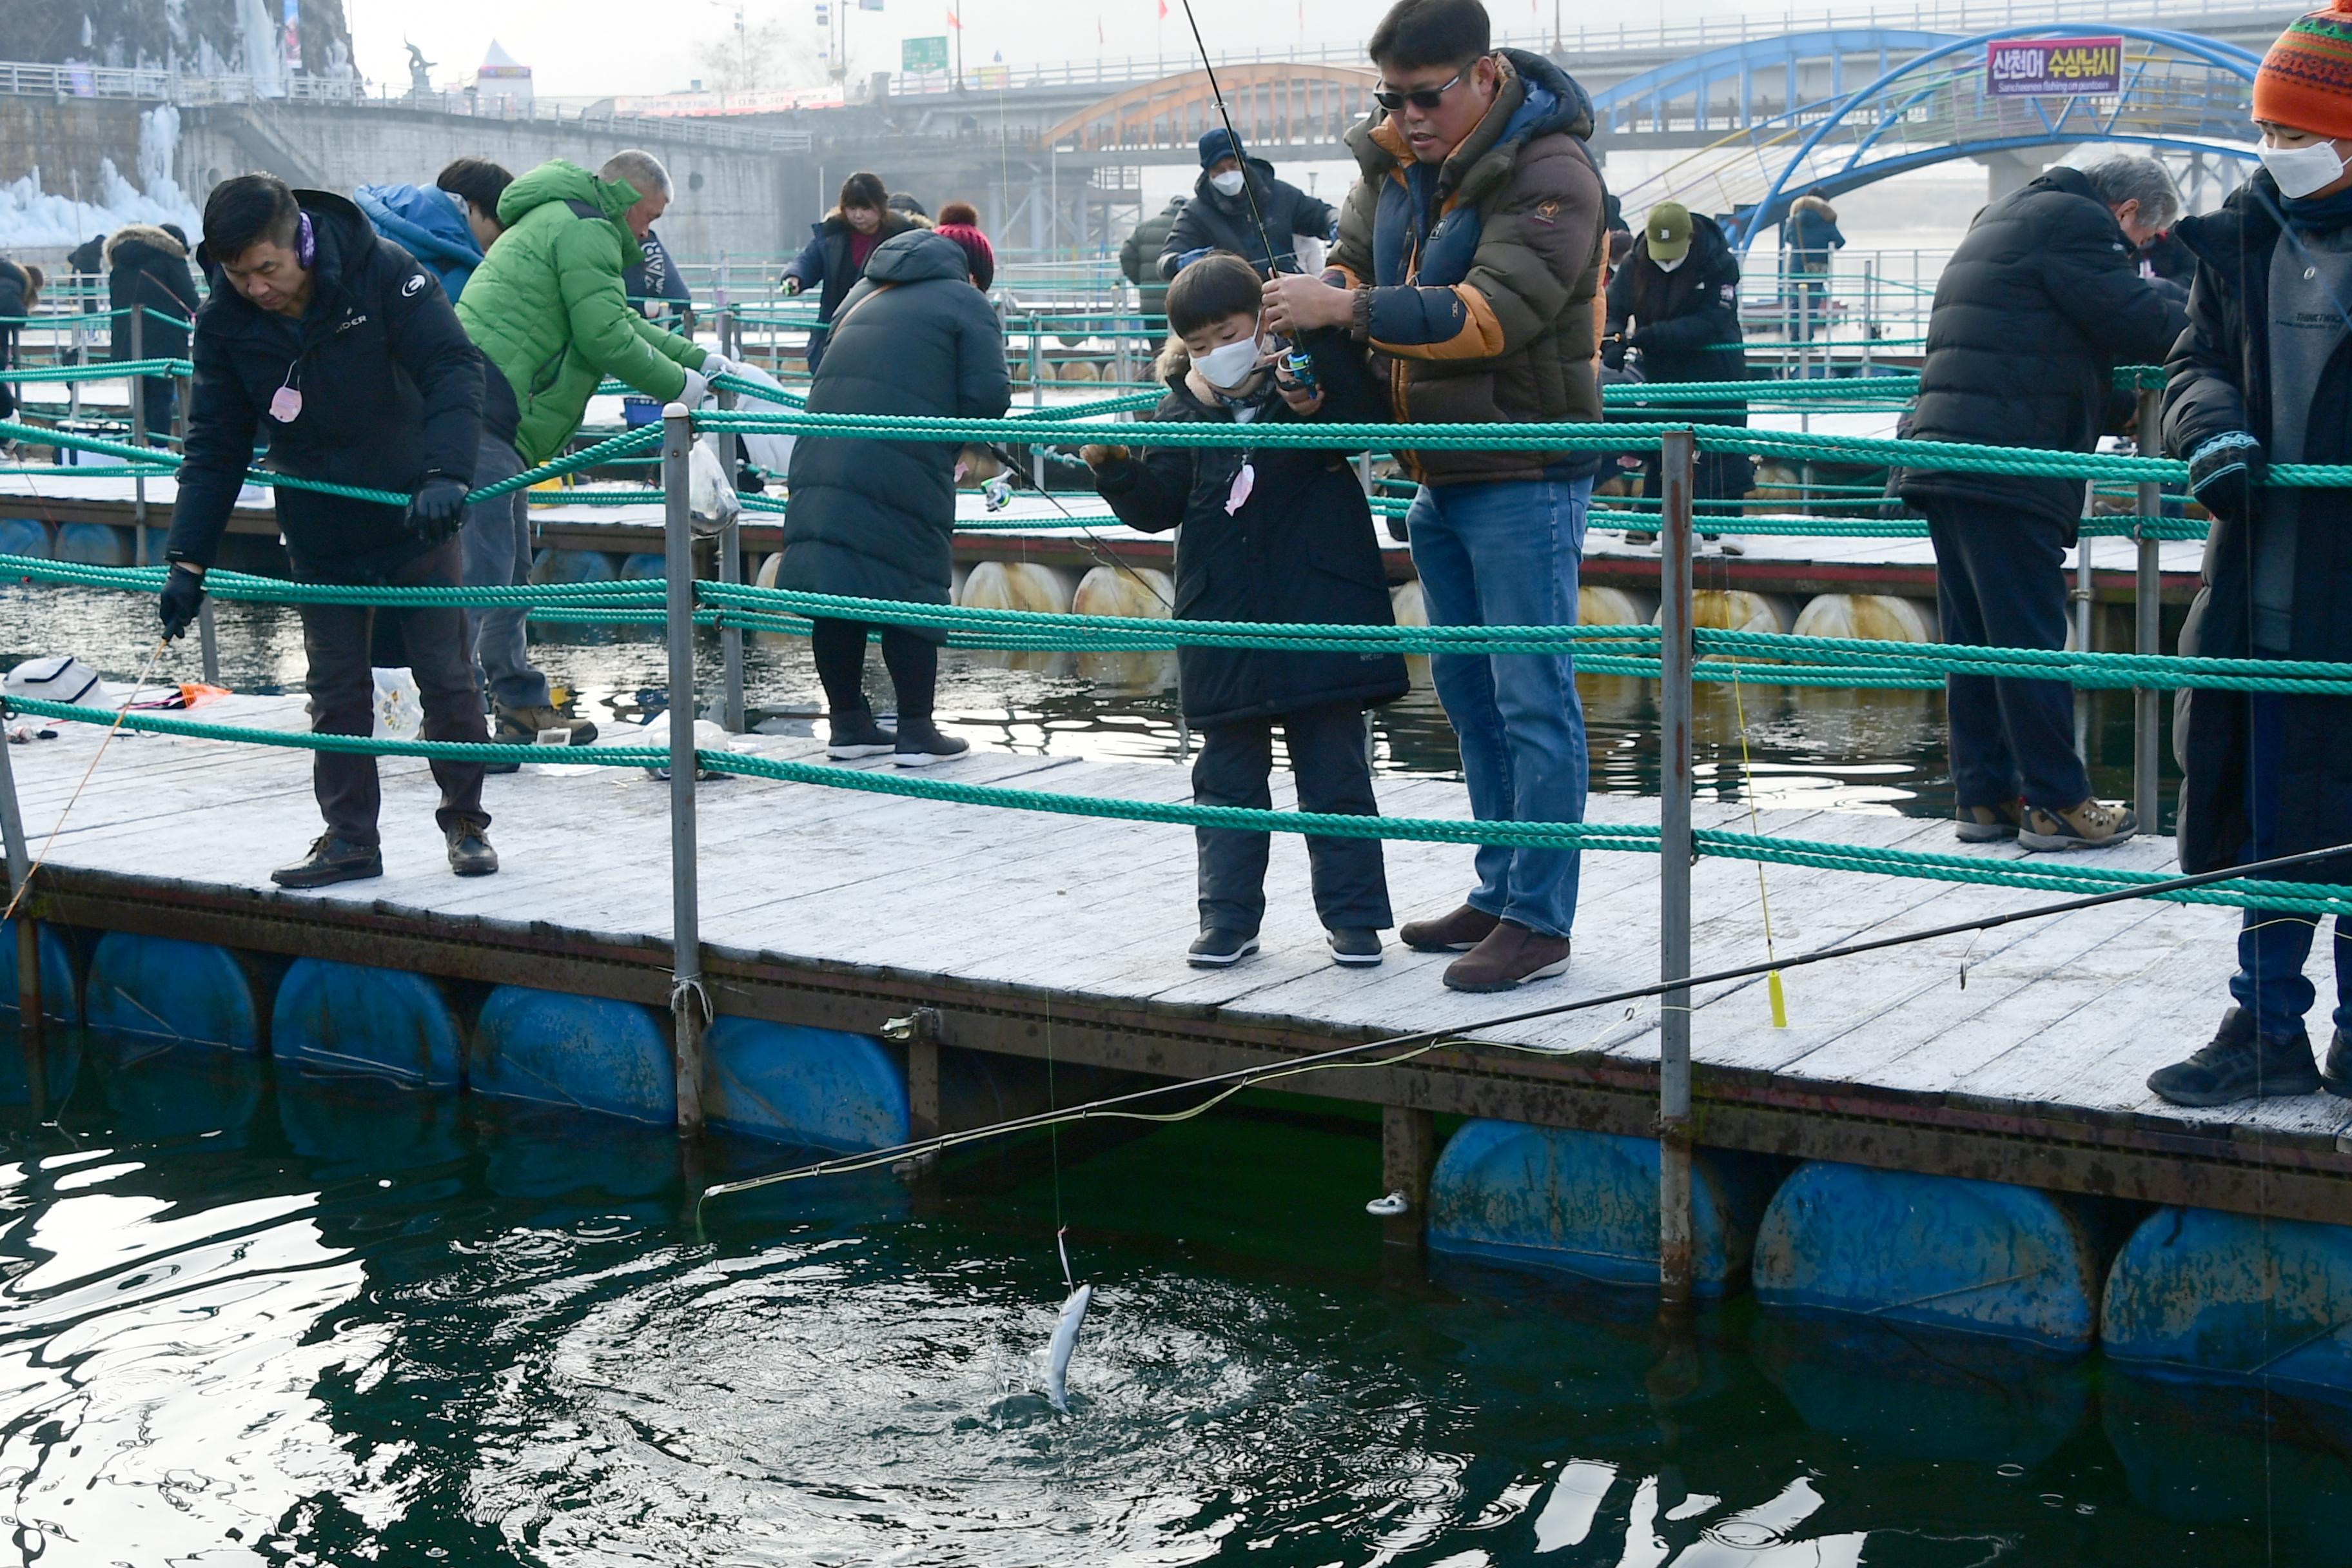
[826,708,897,760]
[2146,1006,2322,1107]
[893,719,970,768]
[447,825,500,877]
[1186,928,1260,968]
[271,834,383,889]
[2324,1028,2351,1098]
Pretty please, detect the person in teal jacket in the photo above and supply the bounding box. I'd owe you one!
[453,151,739,754]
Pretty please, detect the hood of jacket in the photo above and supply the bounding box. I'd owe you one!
[497,161,644,266]
[354,182,482,270]
[105,224,187,266]
[861,228,975,285]
[1347,48,1594,197]
[1791,193,1838,222]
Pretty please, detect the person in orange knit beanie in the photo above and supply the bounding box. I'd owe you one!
[2147,3,2352,1106]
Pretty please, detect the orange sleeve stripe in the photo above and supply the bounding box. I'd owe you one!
[1371,285,1508,362]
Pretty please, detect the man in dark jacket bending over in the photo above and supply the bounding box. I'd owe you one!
[1897,157,2186,852]
[157,173,496,888]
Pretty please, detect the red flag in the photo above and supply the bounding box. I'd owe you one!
[1157,0,1168,17]
[946,4,960,24]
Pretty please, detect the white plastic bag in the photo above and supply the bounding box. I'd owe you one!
[371,667,422,740]
[688,440,741,537]
[4,655,107,707]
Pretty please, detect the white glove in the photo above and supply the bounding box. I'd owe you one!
[676,368,711,407]
[700,352,737,382]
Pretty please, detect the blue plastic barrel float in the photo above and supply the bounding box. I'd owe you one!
[92,1034,268,1144]
[0,517,52,558]
[270,957,463,1088]
[83,932,264,1050]
[1425,1121,1781,1296]
[529,546,619,585]
[2102,1204,2352,1396]
[0,917,80,1023]
[52,521,130,565]
[1752,1161,2115,1351]
[617,552,666,580]
[469,986,674,1125]
[705,1017,909,1152]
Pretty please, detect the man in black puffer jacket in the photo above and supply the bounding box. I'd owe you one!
[1897,157,2187,852]
[160,175,495,889]
[1605,201,1751,516]
[1158,129,1337,280]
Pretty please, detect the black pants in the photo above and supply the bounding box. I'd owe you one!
[295,537,489,847]
[809,616,936,725]
[1921,497,2090,813]
[1193,701,1393,934]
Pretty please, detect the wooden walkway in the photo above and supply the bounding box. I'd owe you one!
[8,695,2347,1218]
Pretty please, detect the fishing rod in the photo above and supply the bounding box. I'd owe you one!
[975,437,1174,610]
[1175,0,1288,274]
[698,836,2352,1211]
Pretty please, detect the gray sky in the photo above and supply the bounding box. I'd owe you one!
[340,0,1795,100]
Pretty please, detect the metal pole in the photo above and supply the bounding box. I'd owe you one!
[0,715,43,1056]
[1861,259,1876,373]
[714,387,747,732]
[129,309,148,565]
[1658,428,1697,1308]
[662,406,707,1136]
[2074,516,2095,760]
[2135,384,2162,831]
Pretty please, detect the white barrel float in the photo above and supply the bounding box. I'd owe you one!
[83,931,262,1050]
[0,917,79,1023]
[0,518,51,558]
[469,986,674,1125]
[960,560,1077,614]
[270,957,463,1089]
[54,522,130,566]
[705,1016,908,1151]
[1578,585,1658,628]
[2102,1206,2352,1395]
[529,546,619,585]
[1389,580,1431,686]
[1671,589,1796,636]
[754,551,785,590]
[1073,565,1178,691]
[1426,1121,1780,1296]
[1790,594,1939,643]
[1753,1162,2110,1351]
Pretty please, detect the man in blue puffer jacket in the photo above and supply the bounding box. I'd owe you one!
[354,157,513,304]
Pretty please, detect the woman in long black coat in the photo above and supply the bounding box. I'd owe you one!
[779,228,1010,766]
[2152,167,2352,1105]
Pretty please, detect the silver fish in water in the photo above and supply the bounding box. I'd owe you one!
[1044,1283,1093,1413]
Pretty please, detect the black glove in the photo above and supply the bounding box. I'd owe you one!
[159,563,206,642]
[1600,335,1628,371]
[407,474,471,544]
[2186,430,2265,527]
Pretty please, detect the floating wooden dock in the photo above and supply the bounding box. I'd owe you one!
[7,695,2344,1222]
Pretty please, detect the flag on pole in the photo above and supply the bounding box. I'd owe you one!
[1157,0,1167,15]
[946,4,959,24]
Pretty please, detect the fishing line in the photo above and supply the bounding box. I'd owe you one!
[3,635,166,923]
[1174,0,1286,273]
[696,835,2352,1213]
[1725,664,1788,1026]
[977,438,1175,610]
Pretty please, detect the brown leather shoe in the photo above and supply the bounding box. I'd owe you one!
[1444,921,1573,992]
[1400,903,1502,953]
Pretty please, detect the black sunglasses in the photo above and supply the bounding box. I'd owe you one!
[1373,67,1468,113]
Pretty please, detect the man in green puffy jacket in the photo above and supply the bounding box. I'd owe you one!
[453,150,735,753]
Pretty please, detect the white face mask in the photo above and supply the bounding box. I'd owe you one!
[1210,169,1246,197]
[1195,325,1266,389]
[1654,251,1688,273]
[2261,137,2349,200]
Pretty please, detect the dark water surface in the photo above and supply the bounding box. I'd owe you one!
[0,1038,2344,1565]
[4,583,2175,828]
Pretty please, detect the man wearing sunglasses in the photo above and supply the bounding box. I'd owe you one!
[1263,0,1607,992]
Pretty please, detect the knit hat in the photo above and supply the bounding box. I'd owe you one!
[2255,3,2352,140]
[936,222,995,291]
[1198,127,1240,169]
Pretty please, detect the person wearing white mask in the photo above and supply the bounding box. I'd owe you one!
[1603,201,1750,531]
[1157,128,1337,280]
[2148,0,2352,1108]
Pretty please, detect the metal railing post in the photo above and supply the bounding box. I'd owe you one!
[662,406,707,1137]
[1658,428,1697,1308]
[0,715,43,1055]
[2135,384,2163,832]
[714,386,747,731]
[2074,505,2095,760]
[128,308,148,565]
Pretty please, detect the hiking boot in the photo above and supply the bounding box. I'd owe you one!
[1187,927,1260,968]
[1956,799,2024,843]
[893,720,970,768]
[2324,1028,2352,1098]
[2146,1006,2321,1107]
[447,825,499,877]
[271,834,383,889]
[1400,903,1502,954]
[826,709,897,760]
[2018,798,2137,852]
[495,703,598,748]
[1327,928,1384,967]
[1444,921,1573,992]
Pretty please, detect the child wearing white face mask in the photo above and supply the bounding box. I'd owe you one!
[1079,252,1410,970]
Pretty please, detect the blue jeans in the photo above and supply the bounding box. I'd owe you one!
[459,432,553,711]
[2230,692,2352,1039]
[1405,476,1591,939]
